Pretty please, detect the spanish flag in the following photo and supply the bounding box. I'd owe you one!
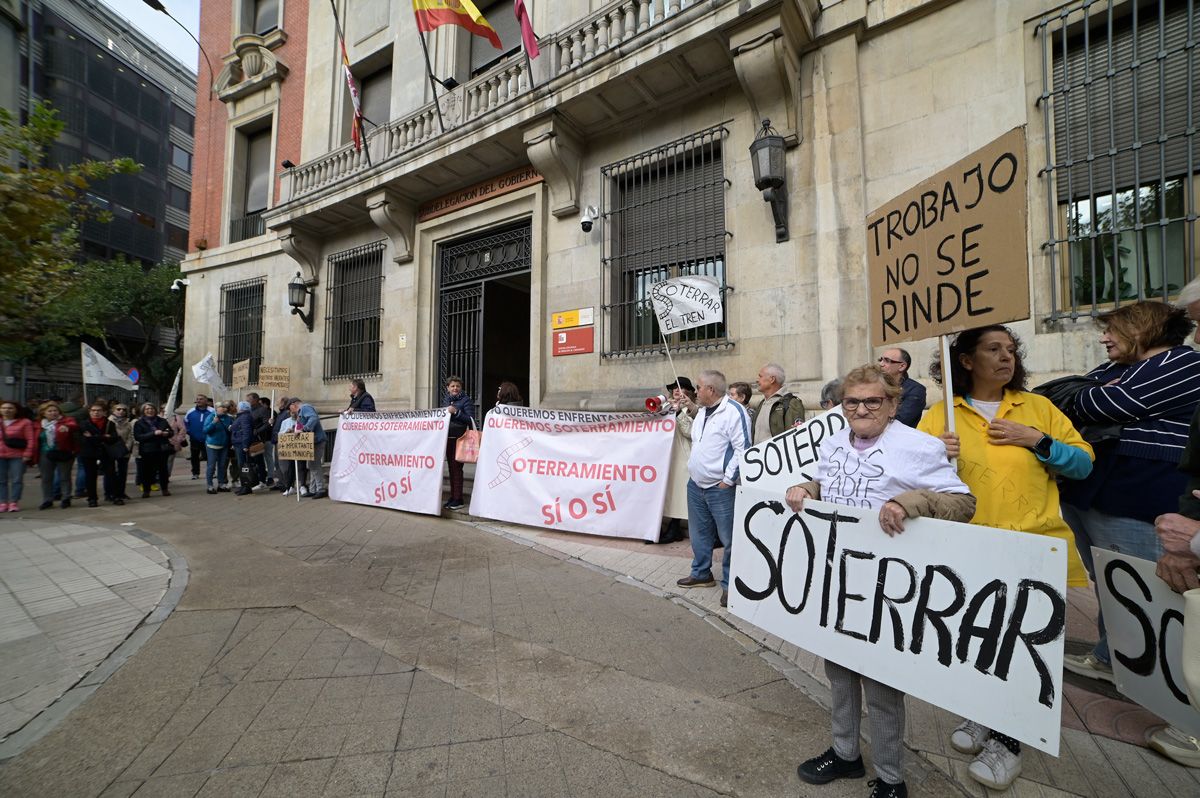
[413,0,502,50]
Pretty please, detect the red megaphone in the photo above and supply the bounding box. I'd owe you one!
[646,394,668,412]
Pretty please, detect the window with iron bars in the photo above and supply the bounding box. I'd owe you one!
[1038,0,1197,318]
[218,277,265,385]
[601,123,731,356]
[324,241,385,380]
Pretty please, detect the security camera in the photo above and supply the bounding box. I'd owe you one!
[580,205,599,233]
[170,278,190,292]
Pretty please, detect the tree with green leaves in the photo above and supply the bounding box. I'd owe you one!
[0,101,139,352]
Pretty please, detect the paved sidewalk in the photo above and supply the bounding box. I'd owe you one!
[460,513,1200,798]
[0,517,172,743]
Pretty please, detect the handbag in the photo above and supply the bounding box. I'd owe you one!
[248,441,266,456]
[104,440,129,460]
[239,463,259,489]
[3,435,25,450]
[455,417,481,464]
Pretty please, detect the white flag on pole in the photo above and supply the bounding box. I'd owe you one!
[81,343,135,389]
[164,367,182,415]
[649,275,724,334]
[191,352,228,395]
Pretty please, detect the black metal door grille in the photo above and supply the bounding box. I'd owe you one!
[218,277,265,384]
[436,221,531,402]
[323,240,385,380]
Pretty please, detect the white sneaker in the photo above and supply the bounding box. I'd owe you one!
[968,738,1021,790]
[1063,652,1115,684]
[950,719,989,755]
[1148,725,1200,768]
[299,486,309,497]
[281,487,294,496]
[251,483,266,491]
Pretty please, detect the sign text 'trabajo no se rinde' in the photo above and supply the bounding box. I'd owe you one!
[866,127,1030,346]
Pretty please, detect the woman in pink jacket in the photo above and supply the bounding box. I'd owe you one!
[0,400,37,511]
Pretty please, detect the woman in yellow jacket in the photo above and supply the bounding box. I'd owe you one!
[918,324,1093,792]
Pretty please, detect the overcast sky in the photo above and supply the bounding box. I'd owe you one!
[99,0,200,75]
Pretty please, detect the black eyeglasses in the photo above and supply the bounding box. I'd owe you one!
[842,397,886,411]
[878,356,904,366]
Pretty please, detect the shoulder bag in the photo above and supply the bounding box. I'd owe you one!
[455,417,481,464]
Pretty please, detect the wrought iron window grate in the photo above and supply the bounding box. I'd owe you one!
[601,122,731,357]
[218,277,266,384]
[324,240,385,380]
[1037,0,1197,318]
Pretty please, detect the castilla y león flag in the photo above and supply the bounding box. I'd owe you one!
[413,0,502,50]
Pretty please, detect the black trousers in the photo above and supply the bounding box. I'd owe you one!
[140,452,169,490]
[83,456,116,503]
[189,440,206,475]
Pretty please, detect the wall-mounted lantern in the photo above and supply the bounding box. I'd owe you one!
[287,272,314,332]
[749,118,788,243]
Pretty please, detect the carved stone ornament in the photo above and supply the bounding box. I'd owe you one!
[366,189,415,265]
[216,31,289,104]
[729,11,810,147]
[277,225,321,285]
[523,114,582,219]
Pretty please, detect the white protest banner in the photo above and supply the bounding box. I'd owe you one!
[728,488,1067,754]
[191,352,228,395]
[1093,550,1200,736]
[81,343,135,389]
[649,275,723,334]
[740,406,847,495]
[328,410,450,516]
[470,404,675,540]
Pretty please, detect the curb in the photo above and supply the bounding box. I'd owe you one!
[0,527,189,761]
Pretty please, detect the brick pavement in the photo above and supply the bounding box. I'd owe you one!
[0,517,172,744]
[0,468,966,797]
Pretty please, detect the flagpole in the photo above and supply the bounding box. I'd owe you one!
[417,31,447,133]
[329,0,373,166]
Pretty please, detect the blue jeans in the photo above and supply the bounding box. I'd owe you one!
[74,453,88,496]
[1062,503,1163,665]
[687,479,735,589]
[0,457,25,503]
[206,445,229,488]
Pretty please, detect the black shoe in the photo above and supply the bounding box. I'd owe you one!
[61,499,71,509]
[446,500,464,510]
[207,488,218,495]
[720,590,728,608]
[797,747,866,785]
[161,488,171,496]
[39,501,53,510]
[868,779,907,798]
[87,500,98,508]
[236,488,252,496]
[113,498,124,506]
[142,490,151,499]
[310,490,328,500]
[676,575,716,588]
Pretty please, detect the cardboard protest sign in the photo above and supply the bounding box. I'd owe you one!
[740,406,847,495]
[866,127,1029,346]
[650,275,724,334]
[329,410,450,516]
[276,432,314,461]
[1093,550,1200,736]
[728,488,1067,754]
[230,359,251,390]
[470,405,675,540]
[258,365,290,389]
[191,352,228,394]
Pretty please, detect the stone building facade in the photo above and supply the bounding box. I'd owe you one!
[180,0,1199,415]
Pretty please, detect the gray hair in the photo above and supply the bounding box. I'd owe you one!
[1177,277,1200,307]
[761,362,785,386]
[820,379,843,407]
[699,369,727,395]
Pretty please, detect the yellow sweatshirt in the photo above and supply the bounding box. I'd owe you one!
[918,390,1094,587]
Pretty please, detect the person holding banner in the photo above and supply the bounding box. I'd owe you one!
[676,370,750,607]
[1058,303,1200,695]
[785,364,975,798]
[661,377,697,544]
[344,379,376,413]
[442,376,475,511]
[919,325,1094,790]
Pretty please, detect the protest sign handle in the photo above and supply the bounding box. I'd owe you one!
[940,334,957,469]
[658,326,682,401]
[296,460,300,504]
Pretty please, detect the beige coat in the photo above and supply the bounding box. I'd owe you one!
[663,407,695,520]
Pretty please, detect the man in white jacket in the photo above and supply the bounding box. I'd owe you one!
[676,369,751,607]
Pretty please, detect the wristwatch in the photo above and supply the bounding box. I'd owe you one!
[1031,433,1053,458]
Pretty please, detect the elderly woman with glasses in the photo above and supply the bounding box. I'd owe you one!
[134,402,173,497]
[107,402,134,502]
[785,364,975,798]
